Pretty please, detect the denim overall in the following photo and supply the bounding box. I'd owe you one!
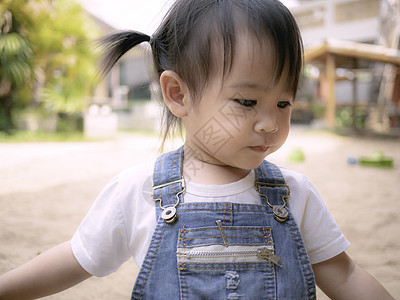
[132,147,316,299]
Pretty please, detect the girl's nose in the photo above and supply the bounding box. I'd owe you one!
[254,112,279,133]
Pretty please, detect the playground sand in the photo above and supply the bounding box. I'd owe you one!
[0,129,399,299]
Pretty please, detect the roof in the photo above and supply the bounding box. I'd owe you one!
[304,39,400,66]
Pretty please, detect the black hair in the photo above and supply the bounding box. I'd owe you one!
[98,0,303,147]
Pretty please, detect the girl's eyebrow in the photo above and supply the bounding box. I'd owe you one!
[228,81,265,90]
[228,81,293,95]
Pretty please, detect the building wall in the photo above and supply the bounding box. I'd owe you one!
[291,0,398,46]
[292,0,400,127]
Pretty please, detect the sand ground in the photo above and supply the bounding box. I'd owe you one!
[0,127,399,299]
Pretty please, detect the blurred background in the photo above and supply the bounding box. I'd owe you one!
[0,0,399,138]
[0,0,399,299]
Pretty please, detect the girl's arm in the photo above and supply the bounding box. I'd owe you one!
[0,241,91,300]
[313,251,394,300]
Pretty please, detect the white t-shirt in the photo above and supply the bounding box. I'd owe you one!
[71,161,350,277]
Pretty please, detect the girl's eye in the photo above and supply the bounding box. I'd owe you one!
[234,99,257,107]
[277,101,292,109]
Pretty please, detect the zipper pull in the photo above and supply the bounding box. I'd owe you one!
[216,220,229,247]
[257,248,285,267]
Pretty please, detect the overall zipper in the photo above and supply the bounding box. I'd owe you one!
[184,247,284,267]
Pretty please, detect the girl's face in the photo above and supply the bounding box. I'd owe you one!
[183,33,293,175]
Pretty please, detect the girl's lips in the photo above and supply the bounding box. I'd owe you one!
[249,145,269,153]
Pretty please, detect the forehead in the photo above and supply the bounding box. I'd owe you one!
[219,31,292,94]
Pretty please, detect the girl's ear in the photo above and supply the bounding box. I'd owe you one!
[160,70,191,118]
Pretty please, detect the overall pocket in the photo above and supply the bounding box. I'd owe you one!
[176,224,283,300]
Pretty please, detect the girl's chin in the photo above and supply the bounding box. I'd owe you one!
[232,159,267,171]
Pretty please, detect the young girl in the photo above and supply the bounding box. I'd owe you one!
[0,0,394,299]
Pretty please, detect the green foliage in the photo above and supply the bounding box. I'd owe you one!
[0,0,100,132]
[32,0,99,114]
[0,32,32,86]
[56,113,83,132]
[336,107,368,130]
[0,129,86,143]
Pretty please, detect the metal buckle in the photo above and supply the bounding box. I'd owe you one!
[152,178,185,224]
[255,182,290,197]
[152,178,186,194]
[255,182,290,223]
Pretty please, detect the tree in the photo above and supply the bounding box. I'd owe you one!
[0,4,33,132]
[30,0,99,114]
[0,0,99,133]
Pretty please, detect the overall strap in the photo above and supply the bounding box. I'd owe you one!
[255,160,290,222]
[256,161,316,298]
[152,146,185,222]
[255,160,286,185]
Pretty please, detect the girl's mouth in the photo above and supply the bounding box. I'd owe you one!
[249,145,269,153]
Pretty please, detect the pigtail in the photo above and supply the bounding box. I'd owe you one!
[97,30,151,79]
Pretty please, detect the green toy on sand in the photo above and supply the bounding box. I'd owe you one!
[347,150,394,168]
[359,150,394,168]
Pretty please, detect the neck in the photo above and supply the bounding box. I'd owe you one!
[183,145,249,185]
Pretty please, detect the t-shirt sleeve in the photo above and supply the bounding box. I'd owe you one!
[283,169,350,264]
[71,174,131,277]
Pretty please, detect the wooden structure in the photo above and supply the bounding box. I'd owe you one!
[304,39,400,128]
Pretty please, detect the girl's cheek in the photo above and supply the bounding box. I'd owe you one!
[192,117,235,156]
[218,102,257,133]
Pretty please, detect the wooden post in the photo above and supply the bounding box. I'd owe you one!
[326,54,336,128]
[352,58,358,129]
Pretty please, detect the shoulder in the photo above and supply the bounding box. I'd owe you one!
[71,159,157,276]
[279,167,319,200]
[118,159,155,183]
[276,167,323,225]
[261,161,316,195]
[117,160,155,190]
[99,158,153,201]
[77,159,156,236]
[278,167,330,222]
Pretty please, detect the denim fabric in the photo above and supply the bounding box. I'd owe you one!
[132,146,316,299]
